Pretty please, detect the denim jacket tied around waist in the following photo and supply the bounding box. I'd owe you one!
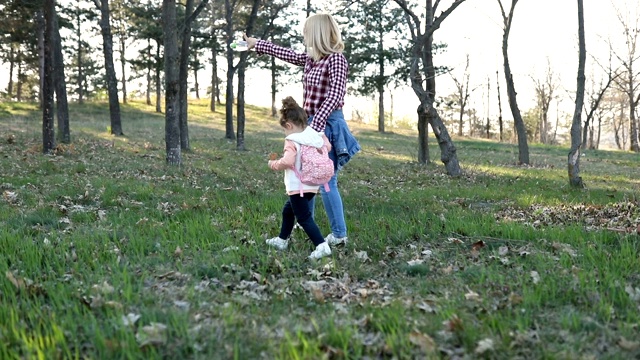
[309,109,360,171]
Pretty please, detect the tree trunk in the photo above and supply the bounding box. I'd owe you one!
[417,106,430,163]
[37,10,45,109]
[596,116,602,149]
[76,10,84,104]
[146,39,152,106]
[271,57,277,117]
[425,103,461,175]
[17,60,23,102]
[96,0,124,136]
[500,0,529,164]
[8,45,14,98]
[237,64,246,150]
[235,0,260,150]
[155,43,162,113]
[119,35,127,104]
[629,91,639,152]
[377,25,385,133]
[178,0,194,152]
[163,0,181,165]
[484,78,489,138]
[42,0,55,154]
[458,103,464,136]
[568,0,585,188]
[53,12,70,144]
[211,50,217,112]
[224,0,235,140]
[496,70,503,141]
[194,52,200,99]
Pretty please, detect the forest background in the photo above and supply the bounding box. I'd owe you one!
[1,0,639,152]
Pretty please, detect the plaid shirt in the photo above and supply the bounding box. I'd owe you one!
[255,40,348,132]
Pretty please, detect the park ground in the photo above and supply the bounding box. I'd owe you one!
[1,100,639,359]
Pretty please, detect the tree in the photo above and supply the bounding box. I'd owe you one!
[235,0,260,151]
[42,0,55,154]
[163,0,181,165]
[53,8,70,144]
[59,2,100,104]
[221,0,262,145]
[93,0,124,136]
[128,0,163,112]
[582,56,618,149]
[223,0,238,140]
[251,0,296,117]
[496,70,504,141]
[531,61,558,144]
[568,0,586,188]
[611,2,640,152]
[392,0,464,176]
[341,0,408,133]
[450,54,473,137]
[497,0,528,164]
[203,0,225,112]
[1,1,42,102]
[178,0,210,151]
[111,0,130,104]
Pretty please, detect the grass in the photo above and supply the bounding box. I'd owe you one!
[1,99,639,359]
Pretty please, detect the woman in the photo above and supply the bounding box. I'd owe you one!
[244,13,360,246]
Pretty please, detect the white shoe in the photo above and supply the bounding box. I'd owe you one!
[325,233,348,246]
[266,237,288,250]
[308,242,332,260]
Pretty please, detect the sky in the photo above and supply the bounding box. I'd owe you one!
[242,0,630,127]
[0,0,634,132]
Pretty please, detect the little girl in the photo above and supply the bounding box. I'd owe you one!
[267,97,332,260]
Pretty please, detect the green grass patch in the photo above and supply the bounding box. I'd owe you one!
[0,99,639,359]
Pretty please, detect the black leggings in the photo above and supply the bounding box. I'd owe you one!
[278,192,325,246]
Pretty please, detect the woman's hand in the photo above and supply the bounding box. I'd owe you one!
[243,33,258,50]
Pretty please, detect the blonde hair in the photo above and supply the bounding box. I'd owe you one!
[303,14,344,61]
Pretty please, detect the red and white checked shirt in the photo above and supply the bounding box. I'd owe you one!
[255,40,348,132]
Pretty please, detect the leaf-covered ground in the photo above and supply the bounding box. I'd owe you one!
[1,100,639,359]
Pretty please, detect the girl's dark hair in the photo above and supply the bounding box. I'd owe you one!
[279,97,307,128]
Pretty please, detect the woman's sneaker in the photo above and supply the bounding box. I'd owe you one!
[325,234,348,246]
[308,242,332,260]
[266,237,289,250]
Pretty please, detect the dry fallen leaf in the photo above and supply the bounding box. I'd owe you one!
[441,265,454,275]
[618,337,640,351]
[136,322,168,347]
[443,315,464,332]
[311,287,325,303]
[122,313,141,327]
[530,271,540,284]
[464,288,481,301]
[355,251,371,262]
[6,271,27,290]
[625,285,640,302]
[407,259,424,266]
[509,293,523,305]
[448,237,463,244]
[475,338,495,354]
[174,246,183,257]
[409,331,436,353]
[3,191,18,204]
[92,281,115,295]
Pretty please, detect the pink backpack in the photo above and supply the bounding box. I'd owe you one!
[293,143,334,196]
